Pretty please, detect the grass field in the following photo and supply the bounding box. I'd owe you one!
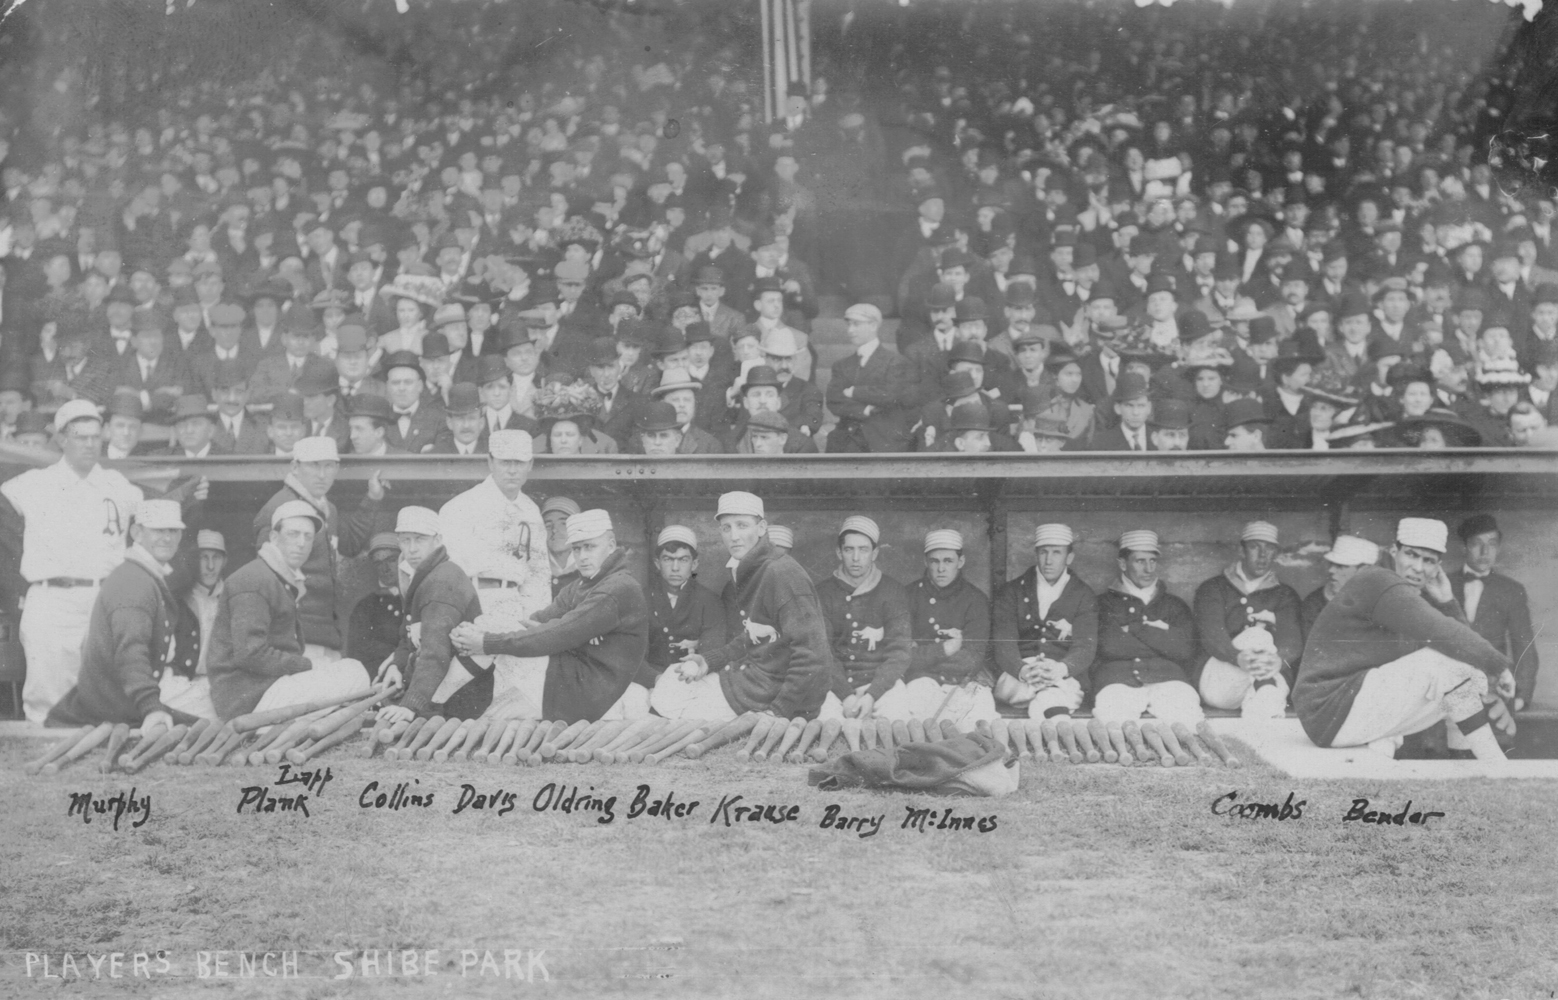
[3,732,1557,1000]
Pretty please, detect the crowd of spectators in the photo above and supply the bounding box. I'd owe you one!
[0,0,1553,457]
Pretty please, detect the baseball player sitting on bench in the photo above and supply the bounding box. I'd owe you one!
[991,523,1098,720]
[451,510,650,724]
[1295,517,1515,762]
[651,491,832,721]
[815,516,914,721]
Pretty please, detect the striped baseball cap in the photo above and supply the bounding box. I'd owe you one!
[542,496,581,517]
[1118,529,1161,554]
[657,525,699,552]
[1241,521,1279,545]
[839,515,880,545]
[924,529,964,553]
[1033,524,1074,548]
[767,525,794,549]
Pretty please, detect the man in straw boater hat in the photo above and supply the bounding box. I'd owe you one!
[991,523,1097,720]
[209,500,374,720]
[46,500,209,728]
[1300,534,1381,635]
[652,491,832,721]
[886,528,1000,727]
[451,508,650,722]
[373,506,488,725]
[254,435,389,663]
[1193,521,1305,719]
[438,429,553,701]
[1090,529,1205,729]
[1296,517,1516,762]
[1,398,143,722]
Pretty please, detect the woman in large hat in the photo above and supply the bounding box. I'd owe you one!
[376,263,445,355]
[1181,341,1236,451]
[1298,364,1363,449]
[1023,348,1095,442]
[532,374,617,455]
[1398,408,1484,449]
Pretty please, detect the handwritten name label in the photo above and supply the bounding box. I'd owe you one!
[454,784,519,816]
[900,805,998,834]
[65,789,152,830]
[1211,791,1307,821]
[237,766,334,817]
[359,779,435,811]
[1341,798,1445,827]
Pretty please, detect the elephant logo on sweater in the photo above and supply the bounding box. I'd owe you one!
[744,617,779,646]
[852,625,884,651]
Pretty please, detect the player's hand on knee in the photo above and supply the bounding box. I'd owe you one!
[675,654,708,681]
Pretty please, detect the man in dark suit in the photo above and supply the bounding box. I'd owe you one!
[583,338,643,449]
[301,221,348,294]
[763,327,824,440]
[115,313,196,421]
[161,394,230,458]
[247,316,320,404]
[1453,515,1540,711]
[165,287,214,358]
[473,355,539,445]
[382,351,445,454]
[209,362,270,454]
[901,282,960,408]
[295,359,352,455]
[431,382,487,455]
[190,302,262,396]
[825,303,916,453]
[1072,372,1155,452]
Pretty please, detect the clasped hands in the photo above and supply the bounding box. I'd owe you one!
[1236,649,1283,680]
[1019,656,1068,687]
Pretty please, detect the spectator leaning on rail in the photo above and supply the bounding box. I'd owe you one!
[652,491,832,722]
[1295,517,1514,762]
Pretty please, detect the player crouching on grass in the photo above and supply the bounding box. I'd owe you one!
[651,491,832,721]
[208,501,373,720]
[451,510,650,723]
[816,516,914,722]
[1295,517,1515,763]
[374,507,488,727]
[991,523,1098,720]
[886,529,1000,728]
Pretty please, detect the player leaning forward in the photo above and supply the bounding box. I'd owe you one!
[651,491,833,721]
[451,509,650,723]
[1295,517,1515,762]
[209,501,373,719]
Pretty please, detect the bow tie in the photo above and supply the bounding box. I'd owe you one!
[1463,569,1489,580]
[395,407,415,416]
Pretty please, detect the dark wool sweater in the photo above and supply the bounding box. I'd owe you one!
[645,577,728,680]
[1093,583,1199,689]
[254,483,384,650]
[991,569,1099,681]
[703,538,834,719]
[1191,569,1305,684]
[208,556,313,720]
[47,555,195,727]
[817,573,914,699]
[484,548,648,724]
[393,547,484,716]
[1299,587,1330,638]
[1295,566,1512,747]
[905,573,992,686]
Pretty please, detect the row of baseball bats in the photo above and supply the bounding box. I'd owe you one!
[26,690,1243,774]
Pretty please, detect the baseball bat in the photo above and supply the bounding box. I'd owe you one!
[1106,722,1134,766]
[215,729,254,767]
[540,719,588,759]
[769,717,806,762]
[403,714,444,759]
[1175,722,1214,765]
[472,718,506,762]
[378,718,410,743]
[1196,721,1242,767]
[286,714,366,764]
[41,722,114,775]
[1038,719,1064,763]
[753,716,791,761]
[610,719,670,763]
[940,719,962,743]
[1055,718,1084,763]
[361,717,392,757]
[597,719,654,763]
[124,724,187,773]
[686,714,759,759]
[875,717,896,752]
[179,720,223,764]
[739,715,776,759]
[117,722,168,770]
[1070,717,1101,763]
[308,690,395,741]
[857,715,877,751]
[520,719,556,763]
[101,723,133,773]
[240,720,289,762]
[907,718,928,744]
[809,717,843,762]
[1157,720,1193,766]
[631,720,700,762]
[491,720,524,763]
[561,719,607,759]
[420,717,464,761]
[385,716,428,761]
[646,724,708,765]
[840,716,862,752]
[25,727,90,775]
[263,713,325,765]
[891,719,911,749]
[452,719,490,761]
[1122,720,1153,764]
[989,719,1009,755]
[194,724,238,766]
[1083,718,1113,763]
[1007,719,1032,758]
[786,718,823,763]
[228,687,376,733]
[1142,722,1174,767]
[166,719,210,763]
[569,720,627,762]
[1018,720,1042,761]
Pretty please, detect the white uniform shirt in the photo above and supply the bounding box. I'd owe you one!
[0,459,143,582]
[437,476,550,615]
